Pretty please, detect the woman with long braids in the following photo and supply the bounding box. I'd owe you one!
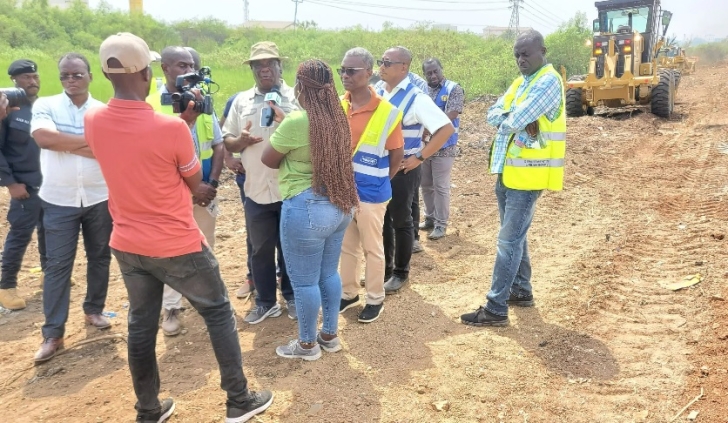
[262,59,358,360]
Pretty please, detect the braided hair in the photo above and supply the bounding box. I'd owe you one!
[296,59,359,212]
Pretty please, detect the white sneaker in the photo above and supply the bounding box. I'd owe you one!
[161,309,182,336]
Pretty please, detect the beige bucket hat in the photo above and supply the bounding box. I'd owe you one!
[243,41,288,64]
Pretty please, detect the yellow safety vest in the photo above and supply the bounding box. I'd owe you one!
[145,90,214,161]
[498,64,566,191]
[341,96,402,203]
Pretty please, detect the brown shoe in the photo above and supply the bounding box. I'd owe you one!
[0,288,26,310]
[34,337,64,363]
[85,313,111,329]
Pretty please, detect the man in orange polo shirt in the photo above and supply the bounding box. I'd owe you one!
[84,32,273,423]
[338,47,404,324]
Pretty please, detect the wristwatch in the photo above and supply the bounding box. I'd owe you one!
[209,179,219,188]
[415,151,425,161]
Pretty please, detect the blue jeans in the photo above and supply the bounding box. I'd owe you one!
[41,200,112,338]
[280,188,352,343]
[113,245,250,414]
[485,175,542,316]
[1,187,46,289]
[235,173,252,281]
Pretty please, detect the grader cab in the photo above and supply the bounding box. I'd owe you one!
[565,0,678,118]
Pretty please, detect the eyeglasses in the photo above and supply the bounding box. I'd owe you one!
[377,60,404,68]
[337,67,366,76]
[59,73,86,81]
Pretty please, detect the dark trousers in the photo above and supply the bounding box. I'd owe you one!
[244,198,293,308]
[41,200,111,339]
[1,188,46,289]
[112,246,250,414]
[383,166,421,279]
[412,187,421,242]
[235,174,253,281]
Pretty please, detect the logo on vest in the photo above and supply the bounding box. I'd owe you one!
[441,95,449,102]
[360,156,378,166]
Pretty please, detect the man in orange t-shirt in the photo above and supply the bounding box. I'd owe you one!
[337,47,404,324]
[84,32,273,423]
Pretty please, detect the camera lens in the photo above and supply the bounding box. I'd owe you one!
[0,87,27,108]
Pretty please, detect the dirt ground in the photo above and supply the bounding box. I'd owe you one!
[1,64,727,423]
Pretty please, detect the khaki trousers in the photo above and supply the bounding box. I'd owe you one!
[163,200,217,310]
[340,201,388,305]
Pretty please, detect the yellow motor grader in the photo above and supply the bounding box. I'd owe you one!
[565,0,678,118]
[658,46,697,75]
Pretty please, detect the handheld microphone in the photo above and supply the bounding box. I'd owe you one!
[260,86,282,128]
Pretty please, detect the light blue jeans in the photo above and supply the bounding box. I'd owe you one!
[485,175,542,316]
[280,188,352,343]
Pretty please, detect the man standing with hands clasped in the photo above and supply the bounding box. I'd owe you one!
[375,46,454,295]
[461,30,566,327]
[418,57,464,241]
[85,32,274,423]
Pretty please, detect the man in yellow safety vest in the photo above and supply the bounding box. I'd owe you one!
[461,30,566,327]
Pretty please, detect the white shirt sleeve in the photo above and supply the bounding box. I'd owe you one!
[211,112,224,145]
[30,98,58,134]
[404,93,452,134]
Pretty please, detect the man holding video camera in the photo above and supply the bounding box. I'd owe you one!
[146,46,225,336]
[0,60,45,311]
[223,41,298,325]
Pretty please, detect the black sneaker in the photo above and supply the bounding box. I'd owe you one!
[460,307,509,327]
[226,390,274,423]
[136,398,175,423]
[339,296,359,314]
[358,303,383,323]
[507,292,534,307]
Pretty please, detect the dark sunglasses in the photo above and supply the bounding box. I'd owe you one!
[377,60,403,67]
[59,73,86,81]
[337,67,366,76]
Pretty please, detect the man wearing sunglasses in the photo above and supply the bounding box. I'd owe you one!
[0,59,45,311]
[375,46,455,295]
[30,52,112,362]
[337,47,404,324]
[373,64,429,255]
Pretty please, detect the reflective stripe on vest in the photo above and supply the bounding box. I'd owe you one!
[377,83,424,157]
[434,80,460,149]
[146,92,214,161]
[342,97,403,203]
[499,64,566,192]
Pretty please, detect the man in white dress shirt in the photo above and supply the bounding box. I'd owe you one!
[30,53,112,363]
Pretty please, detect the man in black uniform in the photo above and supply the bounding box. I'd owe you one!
[0,59,45,311]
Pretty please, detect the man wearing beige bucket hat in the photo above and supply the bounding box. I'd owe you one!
[223,41,299,325]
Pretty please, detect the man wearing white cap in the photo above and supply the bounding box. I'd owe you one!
[84,32,274,423]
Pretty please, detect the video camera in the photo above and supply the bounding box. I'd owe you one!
[171,66,216,115]
[0,87,28,108]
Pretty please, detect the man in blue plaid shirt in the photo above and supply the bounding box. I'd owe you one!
[462,30,564,327]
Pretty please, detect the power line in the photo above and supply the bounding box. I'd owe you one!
[519,7,559,32]
[526,1,564,23]
[525,3,563,26]
[313,0,511,12]
[306,0,509,27]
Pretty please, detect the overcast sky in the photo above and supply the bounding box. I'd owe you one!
[89,0,727,40]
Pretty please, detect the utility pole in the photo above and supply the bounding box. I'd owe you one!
[292,0,303,30]
[243,0,249,23]
[508,0,524,36]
